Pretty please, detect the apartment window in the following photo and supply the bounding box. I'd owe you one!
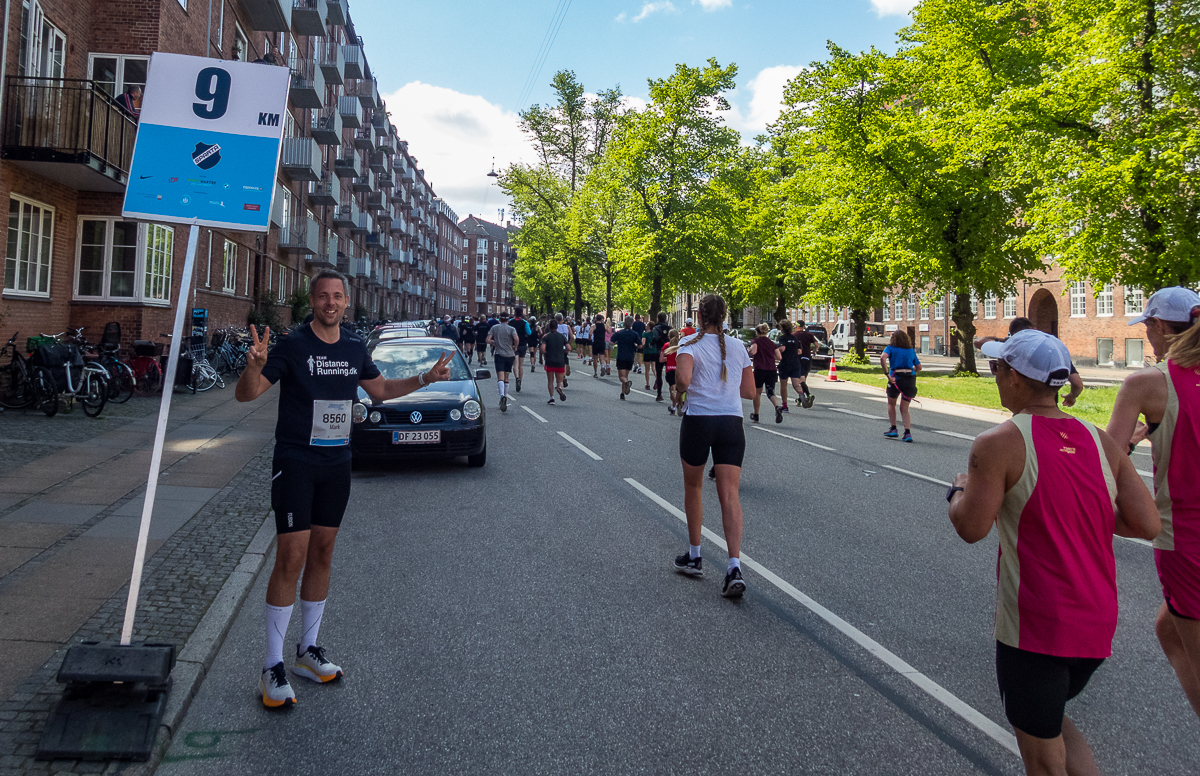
[1126,339,1145,368]
[1070,281,1087,317]
[5,195,54,297]
[462,270,467,280]
[920,303,929,320]
[74,218,137,299]
[984,293,997,319]
[1097,338,1114,366]
[462,302,468,312]
[222,240,237,292]
[1096,283,1113,316]
[906,294,916,320]
[278,265,286,303]
[1003,295,1017,319]
[934,298,945,320]
[478,239,487,250]
[882,295,890,321]
[233,22,248,62]
[892,297,902,321]
[88,54,149,98]
[140,224,173,302]
[1124,287,1145,316]
[970,295,978,316]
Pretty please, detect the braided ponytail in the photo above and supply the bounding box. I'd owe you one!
[717,328,728,382]
[679,294,731,381]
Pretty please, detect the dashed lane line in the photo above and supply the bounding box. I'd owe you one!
[557,431,603,461]
[751,425,836,451]
[623,477,1021,758]
[932,430,977,441]
[521,406,548,423]
[828,407,888,421]
[882,465,952,488]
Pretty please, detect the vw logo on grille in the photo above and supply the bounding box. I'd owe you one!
[409,411,423,424]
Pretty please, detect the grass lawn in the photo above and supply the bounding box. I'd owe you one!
[826,363,1120,427]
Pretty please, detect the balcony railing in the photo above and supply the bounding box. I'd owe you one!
[326,0,348,26]
[311,105,340,145]
[241,0,291,32]
[1,77,137,191]
[288,53,325,109]
[280,136,321,181]
[332,199,358,228]
[291,0,326,36]
[333,145,361,178]
[307,173,339,207]
[342,44,363,80]
[279,214,318,255]
[338,95,362,129]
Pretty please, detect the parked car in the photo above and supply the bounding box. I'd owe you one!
[365,324,434,349]
[350,337,488,468]
[830,319,889,353]
[806,326,833,366]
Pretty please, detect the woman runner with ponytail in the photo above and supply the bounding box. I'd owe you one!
[1108,286,1200,722]
[671,294,755,597]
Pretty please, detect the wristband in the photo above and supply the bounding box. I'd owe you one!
[418,371,427,386]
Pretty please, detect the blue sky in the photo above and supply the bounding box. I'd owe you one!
[351,0,917,222]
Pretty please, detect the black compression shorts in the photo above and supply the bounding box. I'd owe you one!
[666,371,676,386]
[494,355,515,374]
[753,367,777,388]
[271,456,352,534]
[995,641,1104,739]
[592,343,606,356]
[517,345,529,357]
[679,415,746,468]
[887,372,918,401]
[616,358,634,371]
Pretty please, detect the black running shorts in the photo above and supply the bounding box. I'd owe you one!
[679,415,746,468]
[592,343,606,356]
[778,359,802,380]
[517,345,528,358]
[753,367,777,388]
[995,641,1104,739]
[666,371,677,386]
[494,355,515,374]
[271,457,352,535]
[616,358,634,371]
[887,372,918,401]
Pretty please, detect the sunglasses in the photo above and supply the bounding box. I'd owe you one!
[988,359,1009,375]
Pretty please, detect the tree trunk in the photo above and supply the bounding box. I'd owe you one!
[850,307,867,360]
[605,264,613,321]
[951,292,978,374]
[774,294,786,323]
[649,273,663,321]
[572,261,583,321]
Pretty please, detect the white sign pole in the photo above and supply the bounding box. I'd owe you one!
[120,222,200,645]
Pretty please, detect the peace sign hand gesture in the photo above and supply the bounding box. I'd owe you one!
[247,325,270,370]
[423,351,454,385]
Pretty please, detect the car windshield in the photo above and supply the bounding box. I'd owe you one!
[370,344,472,381]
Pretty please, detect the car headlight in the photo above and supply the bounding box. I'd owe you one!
[352,403,367,423]
[462,400,481,420]
[450,409,461,421]
[368,410,382,424]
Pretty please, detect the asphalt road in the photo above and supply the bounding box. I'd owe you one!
[160,358,1198,776]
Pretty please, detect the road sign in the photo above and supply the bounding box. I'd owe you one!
[121,53,290,231]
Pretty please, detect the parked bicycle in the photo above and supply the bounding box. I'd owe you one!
[34,332,109,417]
[68,325,134,404]
[209,328,250,377]
[0,332,58,416]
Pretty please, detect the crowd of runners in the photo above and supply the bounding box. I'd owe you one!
[233,270,1200,776]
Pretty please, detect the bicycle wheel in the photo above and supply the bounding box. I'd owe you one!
[134,359,161,395]
[81,371,108,417]
[110,361,135,403]
[0,360,32,409]
[30,366,58,417]
[192,363,218,392]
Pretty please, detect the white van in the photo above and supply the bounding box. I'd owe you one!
[830,320,889,353]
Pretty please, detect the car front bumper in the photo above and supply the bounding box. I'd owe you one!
[350,424,485,459]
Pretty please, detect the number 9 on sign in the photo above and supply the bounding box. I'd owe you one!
[193,67,231,120]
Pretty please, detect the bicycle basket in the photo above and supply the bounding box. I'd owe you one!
[30,343,80,369]
[133,340,158,358]
[25,335,54,354]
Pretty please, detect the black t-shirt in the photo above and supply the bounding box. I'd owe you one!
[796,331,818,359]
[474,321,490,342]
[528,325,541,345]
[612,329,641,361]
[592,323,607,347]
[778,333,801,362]
[511,317,531,346]
[632,321,646,334]
[460,322,475,343]
[542,331,567,367]
[261,325,380,465]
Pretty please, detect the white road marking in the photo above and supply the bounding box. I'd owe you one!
[1136,469,1153,478]
[558,431,603,460]
[624,477,1020,758]
[521,406,548,423]
[828,407,888,421]
[932,430,977,441]
[882,465,952,488]
[752,425,836,451]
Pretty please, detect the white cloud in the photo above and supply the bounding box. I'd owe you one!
[869,0,918,16]
[382,82,534,223]
[615,11,627,22]
[693,0,732,9]
[632,1,678,22]
[724,64,805,135]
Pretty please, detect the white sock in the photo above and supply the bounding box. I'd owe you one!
[727,557,741,573]
[264,603,293,670]
[498,380,505,396]
[689,544,702,559]
[299,599,326,652]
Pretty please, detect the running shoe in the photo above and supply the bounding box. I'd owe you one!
[515,377,522,393]
[547,398,556,405]
[775,405,784,424]
[673,553,704,577]
[903,430,913,443]
[563,380,568,387]
[593,372,599,378]
[294,645,344,683]
[884,426,898,438]
[750,413,759,423]
[557,388,566,402]
[530,365,536,373]
[656,394,664,402]
[620,392,626,401]
[803,393,816,409]
[668,406,676,415]
[500,395,508,412]
[781,405,789,413]
[722,567,746,598]
[260,662,297,708]
[623,380,631,396]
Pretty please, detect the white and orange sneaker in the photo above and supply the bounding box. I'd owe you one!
[293,645,344,683]
[260,662,297,708]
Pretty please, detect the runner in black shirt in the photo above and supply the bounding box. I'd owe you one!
[510,308,532,392]
[527,318,541,373]
[474,317,491,366]
[236,269,452,709]
[459,318,476,361]
[777,320,818,409]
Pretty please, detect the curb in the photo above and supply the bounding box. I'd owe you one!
[109,516,277,776]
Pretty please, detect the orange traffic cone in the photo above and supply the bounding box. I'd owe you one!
[826,353,840,382]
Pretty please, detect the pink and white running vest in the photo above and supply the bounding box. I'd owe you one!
[995,415,1118,659]
[1148,360,1200,553]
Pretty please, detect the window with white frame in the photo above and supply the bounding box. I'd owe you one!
[5,195,54,297]
[920,302,929,320]
[984,293,997,319]
[21,6,66,80]
[906,294,916,320]
[143,224,173,302]
[1096,283,1113,316]
[75,218,136,299]
[216,0,225,51]
[1124,287,1144,316]
[882,295,891,321]
[222,240,237,292]
[934,298,945,320]
[1070,281,1087,316]
[1003,294,1017,318]
[233,22,248,62]
[970,295,978,316]
[894,296,904,321]
[88,54,148,99]
[278,264,286,303]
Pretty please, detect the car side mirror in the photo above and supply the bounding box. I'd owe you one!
[475,369,491,380]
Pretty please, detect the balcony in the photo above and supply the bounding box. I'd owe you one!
[368,150,385,173]
[239,0,290,32]
[365,230,383,251]
[342,44,363,80]
[352,257,370,278]
[352,169,373,193]
[307,173,339,207]
[1,77,137,192]
[310,106,340,145]
[288,55,325,109]
[377,132,395,155]
[308,236,336,268]
[280,136,321,181]
[475,296,488,304]
[390,279,400,292]
[390,249,410,265]
[326,0,347,25]
[291,0,326,36]
[352,211,372,234]
[338,95,362,129]
[333,145,361,178]
[318,41,344,86]
[332,199,358,228]
[346,79,374,111]
[352,126,374,151]
[374,207,392,225]
[279,214,318,255]
[375,172,394,190]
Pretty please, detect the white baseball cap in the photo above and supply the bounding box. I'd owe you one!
[981,329,1072,387]
[1127,286,1200,327]
[685,318,694,325]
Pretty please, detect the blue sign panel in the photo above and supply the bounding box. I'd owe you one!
[122,53,290,232]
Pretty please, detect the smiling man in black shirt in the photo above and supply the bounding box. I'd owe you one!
[236,269,452,709]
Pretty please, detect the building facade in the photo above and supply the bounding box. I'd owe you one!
[1,0,459,350]
[458,215,517,318]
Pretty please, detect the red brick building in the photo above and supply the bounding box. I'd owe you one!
[0,0,460,350]
[458,215,518,318]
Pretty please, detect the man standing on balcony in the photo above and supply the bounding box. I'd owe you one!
[115,85,142,121]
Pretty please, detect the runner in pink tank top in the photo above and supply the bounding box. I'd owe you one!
[1108,286,1200,722]
[949,330,1158,775]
